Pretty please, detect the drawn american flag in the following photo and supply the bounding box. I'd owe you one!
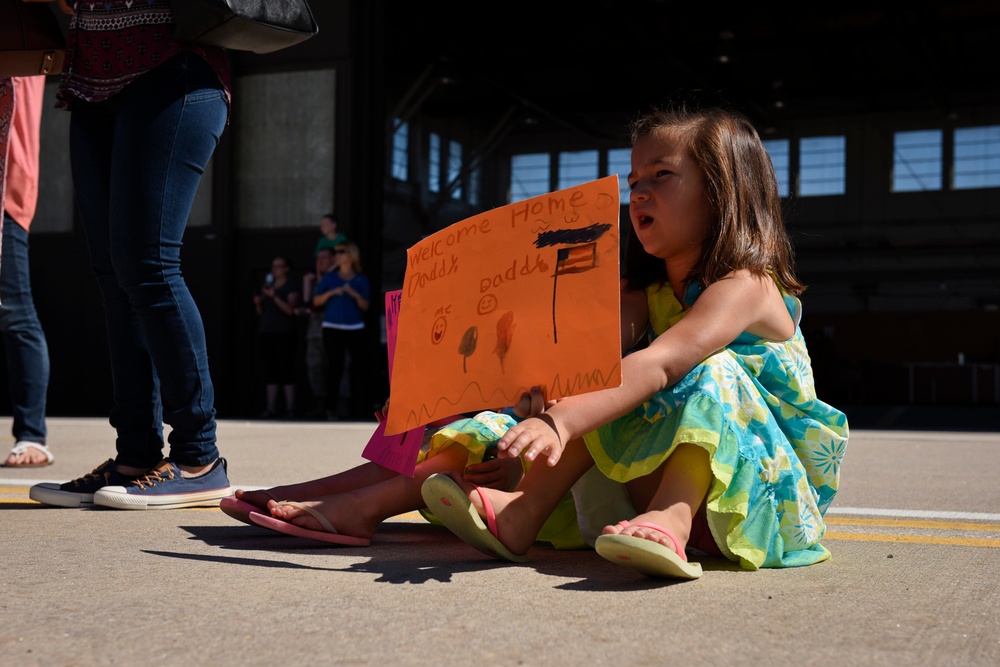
[554,243,597,275]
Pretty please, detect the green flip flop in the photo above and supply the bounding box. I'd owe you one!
[595,521,703,579]
[421,473,528,563]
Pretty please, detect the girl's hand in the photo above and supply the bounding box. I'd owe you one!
[511,385,552,420]
[464,456,524,491]
[498,414,565,466]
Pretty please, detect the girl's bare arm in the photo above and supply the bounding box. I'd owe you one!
[499,271,792,464]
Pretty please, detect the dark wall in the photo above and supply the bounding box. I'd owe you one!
[10,226,390,421]
[2,1,998,426]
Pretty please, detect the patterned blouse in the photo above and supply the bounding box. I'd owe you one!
[55,1,230,111]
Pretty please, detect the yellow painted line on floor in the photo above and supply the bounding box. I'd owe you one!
[2,498,223,511]
[826,517,1000,532]
[824,531,1000,548]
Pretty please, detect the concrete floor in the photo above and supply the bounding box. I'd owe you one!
[1,417,998,667]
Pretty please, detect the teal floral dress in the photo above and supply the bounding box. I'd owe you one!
[583,281,849,569]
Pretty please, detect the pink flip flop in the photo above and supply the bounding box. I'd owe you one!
[248,501,371,546]
[220,497,264,526]
[219,490,278,526]
[594,520,703,579]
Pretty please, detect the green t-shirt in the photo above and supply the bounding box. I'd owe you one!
[315,233,347,256]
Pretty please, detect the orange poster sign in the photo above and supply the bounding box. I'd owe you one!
[384,175,622,435]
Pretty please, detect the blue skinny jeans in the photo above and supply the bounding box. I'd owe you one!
[0,216,50,444]
[68,53,227,468]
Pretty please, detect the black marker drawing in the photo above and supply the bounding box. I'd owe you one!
[458,326,478,372]
[534,222,613,343]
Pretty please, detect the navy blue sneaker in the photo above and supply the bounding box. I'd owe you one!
[93,458,232,510]
[30,459,138,508]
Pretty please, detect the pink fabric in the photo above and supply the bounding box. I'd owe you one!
[4,77,45,231]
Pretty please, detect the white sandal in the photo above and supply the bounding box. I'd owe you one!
[3,441,55,468]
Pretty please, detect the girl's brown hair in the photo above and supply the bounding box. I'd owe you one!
[623,96,805,296]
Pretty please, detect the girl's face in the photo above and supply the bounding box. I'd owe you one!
[628,128,713,268]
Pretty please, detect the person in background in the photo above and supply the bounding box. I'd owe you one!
[300,246,334,418]
[313,241,371,421]
[253,255,300,418]
[0,74,52,468]
[313,212,347,257]
[29,0,233,509]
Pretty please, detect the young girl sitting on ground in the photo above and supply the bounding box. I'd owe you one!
[420,96,849,579]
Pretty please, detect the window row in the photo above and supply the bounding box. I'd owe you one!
[394,119,1000,205]
[391,120,480,207]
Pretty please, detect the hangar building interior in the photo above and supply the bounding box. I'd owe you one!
[7,1,1000,427]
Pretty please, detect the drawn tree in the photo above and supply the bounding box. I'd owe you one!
[458,326,478,373]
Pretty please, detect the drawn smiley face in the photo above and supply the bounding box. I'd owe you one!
[431,316,447,344]
[477,293,498,315]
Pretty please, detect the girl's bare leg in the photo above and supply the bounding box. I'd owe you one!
[267,446,469,540]
[234,460,401,510]
[439,437,595,556]
[603,442,712,555]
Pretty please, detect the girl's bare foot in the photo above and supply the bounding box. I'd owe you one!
[449,475,538,556]
[267,493,379,541]
[234,488,277,511]
[601,508,692,555]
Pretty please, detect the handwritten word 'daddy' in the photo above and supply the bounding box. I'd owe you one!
[405,218,493,296]
[406,255,457,296]
[480,254,549,292]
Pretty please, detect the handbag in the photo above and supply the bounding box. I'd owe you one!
[170,0,319,55]
[0,0,67,77]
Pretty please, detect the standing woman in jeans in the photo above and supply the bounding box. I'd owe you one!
[0,75,52,468]
[29,0,233,509]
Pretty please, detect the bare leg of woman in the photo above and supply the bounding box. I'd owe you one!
[603,442,712,555]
